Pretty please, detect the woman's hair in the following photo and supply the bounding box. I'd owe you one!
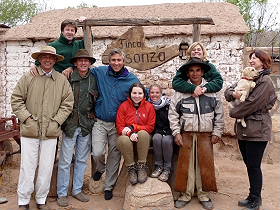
[249,50,272,69]
[60,19,78,33]
[187,42,208,60]
[149,84,162,93]
[129,83,146,98]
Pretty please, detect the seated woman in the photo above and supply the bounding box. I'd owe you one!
[116,83,156,185]
[148,84,173,182]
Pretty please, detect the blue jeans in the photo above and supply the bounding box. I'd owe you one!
[57,127,91,197]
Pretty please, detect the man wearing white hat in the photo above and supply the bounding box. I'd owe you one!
[11,46,74,210]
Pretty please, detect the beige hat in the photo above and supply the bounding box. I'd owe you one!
[31,46,64,62]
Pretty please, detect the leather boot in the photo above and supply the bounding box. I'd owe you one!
[127,164,137,185]
[137,162,148,183]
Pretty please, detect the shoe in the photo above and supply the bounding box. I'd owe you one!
[200,199,214,210]
[73,192,90,202]
[57,196,69,207]
[104,190,113,200]
[151,166,163,178]
[0,197,8,204]
[93,171,103,181]
[127,164,138,185]
[238,195,252,207]
[37,203,50,210]
[174,200,190,208]
[137,162,148,184]
[18,205,29,210]
[158,169,170,182]
[245,196,262,210]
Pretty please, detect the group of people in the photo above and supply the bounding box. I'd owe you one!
[8,19,276,210]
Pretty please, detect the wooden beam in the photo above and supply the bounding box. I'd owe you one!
[192,24,201,42]
[77,17,214,27]
[82,25,93,56]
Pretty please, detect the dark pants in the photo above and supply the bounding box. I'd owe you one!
[238,140,268,198]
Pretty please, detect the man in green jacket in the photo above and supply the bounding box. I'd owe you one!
[11,46,74,210]
[56,49,98,207]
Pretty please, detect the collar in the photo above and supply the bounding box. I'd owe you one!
[37,66,57,80]
[241,76,254,81]
[70,68,90,82]
[58,34,75,45]
[108,66,129,77]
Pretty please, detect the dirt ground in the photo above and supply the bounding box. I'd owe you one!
[0,139,279,210]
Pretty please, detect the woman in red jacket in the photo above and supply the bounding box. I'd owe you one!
[116,83,156,185]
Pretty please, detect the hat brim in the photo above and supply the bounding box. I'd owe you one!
[71,56,96,65]
[179,62,211,73]
[31,52,64,62]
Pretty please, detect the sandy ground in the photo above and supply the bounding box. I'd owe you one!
[0,140,279,210]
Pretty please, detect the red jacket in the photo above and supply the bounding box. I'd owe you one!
[116,98,156,136]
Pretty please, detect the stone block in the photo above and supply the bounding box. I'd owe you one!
[123,178,174,210]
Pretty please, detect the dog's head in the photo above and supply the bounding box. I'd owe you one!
[242,67,259,79]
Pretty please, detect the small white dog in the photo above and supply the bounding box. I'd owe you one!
[231,67,259,127]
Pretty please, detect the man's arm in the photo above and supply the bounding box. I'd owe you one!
[212,97,224,138]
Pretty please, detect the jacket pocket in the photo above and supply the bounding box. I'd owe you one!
[20,118,39,138]
[46,120,61,138]
[238,114,263,138]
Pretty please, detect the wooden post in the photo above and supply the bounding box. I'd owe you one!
[82,23,93,56]
[192,23,201,42]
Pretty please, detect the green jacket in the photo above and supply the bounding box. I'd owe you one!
[62,69,98,138]
[172,62,223,93]
[11,67,74,140]
[36,34,84,73]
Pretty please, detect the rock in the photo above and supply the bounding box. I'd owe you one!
[123,178,174,210]
[88,175,105,194]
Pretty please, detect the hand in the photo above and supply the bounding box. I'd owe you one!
[122,127,132,136]
[211,135,220,144]
[62,67,73,79]
[192,86,204,97]
[233,91,242,99]
[30,64,39,76]
[175,134,183,146]
[130,133,138,142]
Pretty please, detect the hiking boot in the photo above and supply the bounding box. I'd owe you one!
[127,164,137,185]
[104,190,113,200]
[174,200,190,208]
[18,205,29,210]
[57,196,69,207]
[73,192,90,202]
[158,169,170,182]
[245,196,262,210]
[238,195,252,207]
[37,203,50,210]
[151,166,163,178]
[93,171,103,181]
[137,162,148,184]
[200,199,214,210]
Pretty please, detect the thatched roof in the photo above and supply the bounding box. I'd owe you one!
[2,2,248,41]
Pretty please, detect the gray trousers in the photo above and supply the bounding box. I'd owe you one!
[152,133,173,170]
[91,119,121,191]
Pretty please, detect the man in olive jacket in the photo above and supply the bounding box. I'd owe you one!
[11,46,74,210]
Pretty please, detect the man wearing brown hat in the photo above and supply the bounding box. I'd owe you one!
[169,58,224,210]
[56,49,98,207]
[11,46,74,210]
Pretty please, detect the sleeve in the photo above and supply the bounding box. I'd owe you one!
[212,97,224,138]
[116,103,127,135]
[229,77,275,119]
[52,79,74,125]
[172,70,196,93]
[11,74,32,122]
[203,63,223,93]
[132,105,156,134]
[168,93,181,136]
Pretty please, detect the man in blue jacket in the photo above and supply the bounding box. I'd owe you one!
[91,49,139,200]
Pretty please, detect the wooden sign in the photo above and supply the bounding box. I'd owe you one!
[101,26,179,71]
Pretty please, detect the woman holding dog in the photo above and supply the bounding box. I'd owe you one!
[172,42,223,95]
[224,50,277,210]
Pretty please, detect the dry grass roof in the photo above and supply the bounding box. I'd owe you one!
[2,2,248,41]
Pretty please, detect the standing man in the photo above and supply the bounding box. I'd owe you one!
[11,46,74,210]
[63,48,139,200]
[169,58,224,210]
[57,49,98,207]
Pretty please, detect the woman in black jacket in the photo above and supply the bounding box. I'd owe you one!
[224,50,277,210]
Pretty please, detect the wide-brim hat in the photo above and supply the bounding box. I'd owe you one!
[70,49,96,64]
[179,57,211,73]
[31,46,64,62]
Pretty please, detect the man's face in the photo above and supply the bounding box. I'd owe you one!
[187,65,204,85]
[109,54,125,72]
[38,54,56,72]
[62,25,76,41]
[75,58,91,74]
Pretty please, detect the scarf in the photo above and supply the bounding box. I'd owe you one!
[149,95,171,110]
